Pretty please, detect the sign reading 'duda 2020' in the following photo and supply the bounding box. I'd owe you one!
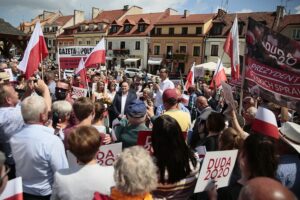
[194,150,238,193]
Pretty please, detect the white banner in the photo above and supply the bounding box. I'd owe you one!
[194,150,238,193]
[71,86,88,99]
[67,143,122,167]
[59,46,94,57]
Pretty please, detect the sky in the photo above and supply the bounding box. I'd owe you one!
[1,0,300,27]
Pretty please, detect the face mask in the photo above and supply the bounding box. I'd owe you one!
[55,88,68,100]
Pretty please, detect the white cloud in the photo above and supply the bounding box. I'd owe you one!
[236,9,253,13]
[295,5,300,14]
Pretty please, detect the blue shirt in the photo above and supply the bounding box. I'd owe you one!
[156,103,189,116]
[10,124,69,196]
[0,105,24,164]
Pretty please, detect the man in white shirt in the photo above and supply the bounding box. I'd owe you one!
[154,68,174,108]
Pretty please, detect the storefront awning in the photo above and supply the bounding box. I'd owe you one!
[124,58,140,62]
[148,58,162,65]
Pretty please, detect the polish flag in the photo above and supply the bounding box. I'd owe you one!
[210,58,227,88]
[224,15,240,80]
[252,107,279,139]
[184,62,195,91]
[18,21,48,79]
[0,177,23,200]
[75,57,87,88]
[84,38,106,67]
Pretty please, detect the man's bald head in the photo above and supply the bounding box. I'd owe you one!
[238,177,296,200]
[196,96,208,110]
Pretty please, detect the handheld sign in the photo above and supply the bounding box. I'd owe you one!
[221,81,235,109]
[67,142,122,167]
[3,68,13,82]
[137,131,153,153]
[0,177,23,199]
[194,150,238,193]
[72,86,88,99]
[137,131,187,153]
[195,146,206,162]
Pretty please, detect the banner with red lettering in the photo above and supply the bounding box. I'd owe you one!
[67,143,122,167]
[194,150,238,193]
[58,46,97,69]
[245,17,300,112]
[71,86,88,99]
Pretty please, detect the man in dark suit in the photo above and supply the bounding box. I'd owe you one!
[111,81,137,121]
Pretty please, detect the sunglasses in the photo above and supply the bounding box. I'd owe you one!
[0,165,10,186]
[55,87,68,93]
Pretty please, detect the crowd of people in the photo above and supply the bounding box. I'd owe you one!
[0,59,299,200]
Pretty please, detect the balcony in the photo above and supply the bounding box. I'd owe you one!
[113,49,130,56]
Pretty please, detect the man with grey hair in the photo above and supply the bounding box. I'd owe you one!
[10,95,68,200]
[0,79,51,180]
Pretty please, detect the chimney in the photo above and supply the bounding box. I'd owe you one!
[92,7,101,19]
[74,10,85,26]
[184,10,190,18]
[273,5,285,31]
[123,5,129,11]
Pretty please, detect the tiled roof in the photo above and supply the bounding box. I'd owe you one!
[109,12,165,37]
[278,14,300,32]
[209,12,277,37]
[94,9,127,23]
[51,15,73,26]
[0,18,25,36]
[156,13,215,25]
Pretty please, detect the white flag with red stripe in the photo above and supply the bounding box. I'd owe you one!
[252,107,279,139]
[18,21,48,79]
[84,38,106,67]
[0,177,23,200]
[224,15,240,80]
[184,62,195,91]
[210,58,227,88]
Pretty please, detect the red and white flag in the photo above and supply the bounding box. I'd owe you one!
[224,15,240,80]
[252,107,279,139]
[0,177,23,200]
[210,58,227,88]
[75,57,87,88]
[84,38,106,67]
[18,21,48,79]
[184,62,195,91]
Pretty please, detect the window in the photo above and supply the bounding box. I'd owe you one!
[193,46,200,56]
[53,26,58,32]
[79,41,82,45]
[166,46,173,59]
[95,40,99,44]
[98,24,104,31]
[169,27,174,35]
[87,41,91,45]
[111,25,118,33]
[238,22,244,35]
[211,45,219,56]
[48,39,52,47]
[135,41,140,50]
[212,24,223,35]
[182,27,188,35]
[179,46,186,54]
[44,27,49,32]
[196,27,202,34]
[120,41,125,49]
[108,42,112,50]
[156,28,162,35]
[89,24,94,31]
[124,25,131,32]
[154,45,160,55]
[138,24,146,32]
[292,29,300,39]
[80,25,86,31]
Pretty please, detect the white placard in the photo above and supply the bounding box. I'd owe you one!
[67,142,122,167]
[72,86,88,99]
[195,146,206,162]
[0,177,23,199]
[221,81,235,109]
[194,67,205,78]
[194,150,238,193]
[4,68,14,82]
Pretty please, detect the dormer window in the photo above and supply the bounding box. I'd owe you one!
[138,24,146,32]
[110,25,118,33]
[52,26,58,32]
[44,27,49,32]
[80,25,86,32]
[238,22,244,35]
[89,24,94,31]
[124,25,131,33]
[98,23,104,31]
[211,23,223,35]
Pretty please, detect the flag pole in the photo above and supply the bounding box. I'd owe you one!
[238,56,246,115]
[41,53,44,80]
[57,44,61,80]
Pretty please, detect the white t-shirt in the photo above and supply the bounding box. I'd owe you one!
[155,78,175,107]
